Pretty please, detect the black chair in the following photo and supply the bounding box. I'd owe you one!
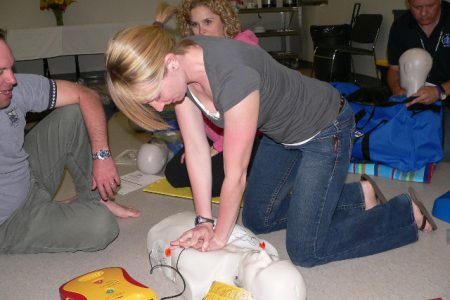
[312,13,383,82]
[393,9,408,21]
[310,24,352,81]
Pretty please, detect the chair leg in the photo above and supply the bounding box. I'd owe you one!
[373,53,379,80]
[350,55,356,83]
[311,47,318,78]
[329,51,337,82]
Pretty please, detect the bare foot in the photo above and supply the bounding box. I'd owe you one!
[58,195,78,204]
[361,180,378,210]
[411,201,433,232]
[103,200,141,219]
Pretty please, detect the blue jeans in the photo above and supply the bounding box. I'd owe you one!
[243,101,418,267]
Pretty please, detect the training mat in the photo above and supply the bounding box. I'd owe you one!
[143,177,221,204]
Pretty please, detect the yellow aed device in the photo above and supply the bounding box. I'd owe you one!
[59,267,158,300]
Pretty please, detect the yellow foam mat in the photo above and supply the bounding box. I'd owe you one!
[143,177,221,204]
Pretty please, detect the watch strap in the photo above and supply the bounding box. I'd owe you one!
[436,84,446,100]
[194,215,215,227]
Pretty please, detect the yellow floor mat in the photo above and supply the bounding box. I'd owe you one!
[143,177,221,204]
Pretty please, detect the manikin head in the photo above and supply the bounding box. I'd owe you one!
[137,141,169,174]
[399,48,433,96]
[237,250,307,300]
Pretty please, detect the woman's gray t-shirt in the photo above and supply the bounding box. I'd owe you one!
[187,35,341,145]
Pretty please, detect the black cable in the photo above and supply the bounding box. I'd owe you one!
[148,250,187,300]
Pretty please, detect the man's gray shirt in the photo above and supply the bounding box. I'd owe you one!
[0,74,56,225]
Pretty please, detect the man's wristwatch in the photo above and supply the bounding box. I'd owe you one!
[436,84,447,100]
[194,215,215,227]
[92,149,112,160]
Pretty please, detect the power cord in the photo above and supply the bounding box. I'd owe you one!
[148,249,187,300]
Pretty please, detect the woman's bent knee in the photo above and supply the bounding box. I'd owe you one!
[286,236,319,268]
[242,214,273,234]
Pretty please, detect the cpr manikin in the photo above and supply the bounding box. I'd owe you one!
[147,212,306,300]
[399,48,433,96]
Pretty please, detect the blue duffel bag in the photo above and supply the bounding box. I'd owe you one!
[332,82,443,172]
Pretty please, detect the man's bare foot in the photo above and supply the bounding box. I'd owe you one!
[58,195,78,204]
[411,201,433,232]
[103,200,141,218]
[361,180,378,210]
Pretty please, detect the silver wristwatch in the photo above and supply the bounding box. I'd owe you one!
[194,215,215,227]
[92,149,111,160]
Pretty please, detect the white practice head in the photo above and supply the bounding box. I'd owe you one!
[137,142,169,174]
[237,250,307,300]
[399,48,433,96]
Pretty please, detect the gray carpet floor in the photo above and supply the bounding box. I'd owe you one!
[1,111,449,300]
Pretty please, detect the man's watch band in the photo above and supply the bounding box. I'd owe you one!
[436,84,447,100]
[194,215,215,227]
[92,149,112,160]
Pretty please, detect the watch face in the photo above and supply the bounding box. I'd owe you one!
[99,150,109,159]
[93,149,111,160]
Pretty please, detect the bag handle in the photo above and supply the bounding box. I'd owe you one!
[354,109,366,124]
[349,95,441,112]
[360,120,389,161]
[354,106,377,131]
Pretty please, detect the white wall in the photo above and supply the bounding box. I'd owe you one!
[0,0,180,75]
[0,0,410,77]
[0,0,181,29]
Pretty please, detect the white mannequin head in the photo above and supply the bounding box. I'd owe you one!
[237,250,307,300]
[137,141,169,174]
[147,212,307,300]
[399,48,433,96]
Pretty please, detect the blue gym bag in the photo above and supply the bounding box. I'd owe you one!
[332,82,443,172]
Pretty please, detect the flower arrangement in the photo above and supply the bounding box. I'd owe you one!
[40,0,76,26]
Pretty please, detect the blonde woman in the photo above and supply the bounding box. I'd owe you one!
[106,3,436,267]
[165,0,260,196]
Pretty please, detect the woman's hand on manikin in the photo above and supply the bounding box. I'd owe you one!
[170,223,215,252]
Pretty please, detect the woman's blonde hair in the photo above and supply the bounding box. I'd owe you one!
[106,3,179,131]
[178,0,241,38]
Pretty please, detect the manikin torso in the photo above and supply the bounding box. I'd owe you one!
[399,48,433,96]
[147,211,306,300]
